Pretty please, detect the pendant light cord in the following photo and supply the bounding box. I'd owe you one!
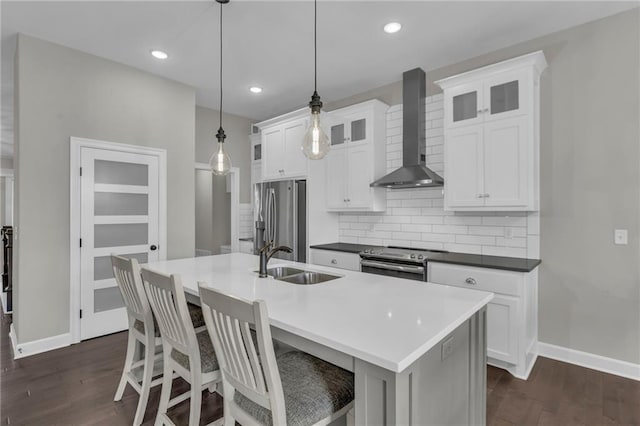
[219,1,223,128]
[314,0,317,93]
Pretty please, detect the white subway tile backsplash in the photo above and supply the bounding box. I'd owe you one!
[392,231,422,241]
[411,215,444,224]
[456,234,496,246]
[443,215,482,225]
[468,226,506,236]
[495,237,527,248]
[421,233,455,243]
[374,223,403,232]
[337,96,537,258]
[383,215,412,224]
[432,225,468,234]
[402,224,432,233]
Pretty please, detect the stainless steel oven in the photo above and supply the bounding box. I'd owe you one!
[359,246,448,281]
[360,259,426,281]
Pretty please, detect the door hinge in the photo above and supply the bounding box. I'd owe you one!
[79,238,82,248]
[79,309,83,319]
[79,167,82,176]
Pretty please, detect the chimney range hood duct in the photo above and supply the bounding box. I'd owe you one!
[370,68,444,189]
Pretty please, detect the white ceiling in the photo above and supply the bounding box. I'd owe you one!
[1,1,638,158]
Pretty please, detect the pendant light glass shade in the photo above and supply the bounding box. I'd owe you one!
[211,0,231,176]
[302,110,329,159]
[210,139,231,175]
[302,0,329,160]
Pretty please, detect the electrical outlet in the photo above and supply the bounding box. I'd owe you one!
[614,229,628,245]
[441,336,455,360]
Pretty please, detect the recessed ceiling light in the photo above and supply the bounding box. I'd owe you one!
[383,22,402,34]
[150,50,169,60]
[249,86,263,94]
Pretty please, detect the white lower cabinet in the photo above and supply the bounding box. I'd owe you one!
[309,249,360,272]
[427,261,538,379]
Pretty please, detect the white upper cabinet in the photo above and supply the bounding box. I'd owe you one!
[325,100,388,212]
[257,110,309,182]
[436,51,547,212]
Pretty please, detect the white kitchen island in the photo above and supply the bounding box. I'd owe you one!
[143,253,493,426]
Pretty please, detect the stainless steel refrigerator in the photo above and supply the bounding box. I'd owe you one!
[253,180,306,262]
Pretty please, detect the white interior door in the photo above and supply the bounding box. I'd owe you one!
[80,147,160,340]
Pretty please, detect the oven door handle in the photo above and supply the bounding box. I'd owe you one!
[360,260,424,274]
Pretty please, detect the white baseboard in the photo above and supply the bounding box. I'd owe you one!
[538,342,640,381]
[9,323,71,359]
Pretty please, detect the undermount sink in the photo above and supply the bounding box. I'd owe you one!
[255,266,341,285]
[257,266,305,279]
[278,271,341,285]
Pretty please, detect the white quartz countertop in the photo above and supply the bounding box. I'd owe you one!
[143,253,493,373]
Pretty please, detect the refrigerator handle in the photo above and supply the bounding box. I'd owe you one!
[271,189,277,243]
[292,182,298,261]
[265,188,271,245]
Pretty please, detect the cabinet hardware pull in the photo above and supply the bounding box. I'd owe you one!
[483,108,489,113]
[331,259,337,264]
[465,277,477,285]
[477,194,483,198]
[477,110,483,114]
[484,193,490,198]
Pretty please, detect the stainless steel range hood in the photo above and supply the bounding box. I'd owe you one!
[370,68,444,189]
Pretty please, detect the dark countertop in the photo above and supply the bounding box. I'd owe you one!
[424,252,540,273]
[239,237,254,242]
[309,242,540,272]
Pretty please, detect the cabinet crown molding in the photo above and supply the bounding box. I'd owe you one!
[435,51,548,90]
[255,107,309,130]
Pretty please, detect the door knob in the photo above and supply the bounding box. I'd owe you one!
[150,245,158,251]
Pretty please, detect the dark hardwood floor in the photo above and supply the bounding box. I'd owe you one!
[2,310,638,425]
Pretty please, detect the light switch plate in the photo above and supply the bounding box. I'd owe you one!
[614,229,628,245]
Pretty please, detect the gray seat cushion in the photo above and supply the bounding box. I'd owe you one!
[171,331,219,373]
[187,302,205,328]
[234,351,354,426]
[133,302,204,337]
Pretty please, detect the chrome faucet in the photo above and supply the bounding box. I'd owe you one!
[258,241,293,278]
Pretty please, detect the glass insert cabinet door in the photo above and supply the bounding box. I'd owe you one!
[80,147,160,340]
[482,70,528,122]
[447,81,484,127]
[447,71,528,127]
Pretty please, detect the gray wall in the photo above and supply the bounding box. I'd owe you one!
[329,9,640,364]
[14,34,196,343]
[195,169,230,255]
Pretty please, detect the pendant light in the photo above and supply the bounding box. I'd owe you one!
[301,0,330,160]
[210,0,232,176]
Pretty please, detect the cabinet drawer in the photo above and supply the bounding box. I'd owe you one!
[310,249,360,272]
[428,262,522,296]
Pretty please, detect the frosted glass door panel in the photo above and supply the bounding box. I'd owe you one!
[80,145,161,341]
[453,92,478,122]
[94,192,148,215]
[93,252,148,281]
[331,123,345,146]
[94,224,148,248]
[351,119,366,142]
[490,81,519,115]
[94,287,124,312]
[94,160,148,186]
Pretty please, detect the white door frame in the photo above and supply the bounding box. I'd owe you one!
[195,163,239,253]
[69,137,167,344]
